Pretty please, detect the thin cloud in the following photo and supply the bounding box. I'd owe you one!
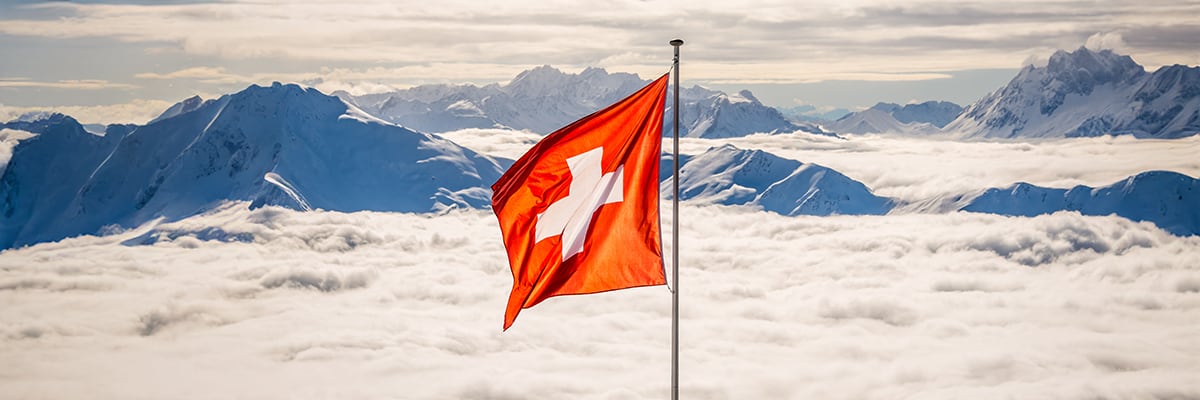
[134,66,240,82]
[0,78,137,90]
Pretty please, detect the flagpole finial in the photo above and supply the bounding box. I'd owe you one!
[670,39,684,47]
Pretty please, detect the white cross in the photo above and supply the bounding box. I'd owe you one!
[535,146,625,262]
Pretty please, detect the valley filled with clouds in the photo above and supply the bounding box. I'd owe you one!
[2,135,1197,399]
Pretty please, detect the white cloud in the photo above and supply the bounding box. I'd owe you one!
[0,78,137,90]
[0,99,175,125]
[437,128,542,160]
[0,202,1196,399]
[1085,31,1128,53]
[134,66,240,82]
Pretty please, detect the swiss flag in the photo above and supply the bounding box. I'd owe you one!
[492,73,669,330]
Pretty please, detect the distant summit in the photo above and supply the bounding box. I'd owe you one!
[947,47,1200,138]
[829,101,962,135]
[870,101,963,128]
[342,66,831,138]
[147,95,207,124]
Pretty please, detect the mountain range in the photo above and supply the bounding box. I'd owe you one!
[947,47,1200,138]
[0,83,505,249]
[339,66,830,138]
[666,146,1198,235]
[829,48,1200,139]
[3,48,1200,249]
[829,101,962,135]
[961,171,1199,236]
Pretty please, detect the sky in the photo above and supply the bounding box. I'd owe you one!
[1,0,1199,123]
[2,133,1199,398]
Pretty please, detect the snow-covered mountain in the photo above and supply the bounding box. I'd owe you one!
[829,101,962,135]
[961,171,1199,235]
[665,144,893,216]
[946,47,1200,138]
[0,83,506,249]
[342,66,829,138]
[146,94,207,124]
[877,101,963,127]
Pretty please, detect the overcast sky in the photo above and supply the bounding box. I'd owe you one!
[1,0,1199,123]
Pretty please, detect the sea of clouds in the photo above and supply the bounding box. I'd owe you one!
[440,129,1200,205]
[1,133,1198,399]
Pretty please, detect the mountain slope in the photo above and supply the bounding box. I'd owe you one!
[961,171,1199,235]
[343,66,829,138]
[0,114,129,248]
[877,101,963,127]
[947,47,1200,138]
[0,83,506,249]
[828,101,962,135]
[665,145,893,216]
[830,108,940,135]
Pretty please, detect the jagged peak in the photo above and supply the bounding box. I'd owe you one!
[5,111,79,127]
[701,144,784,163]
[1,112,90,141]
[709,143,742,152]
[1043,46,1144,80]
[869,102,902,112]
[509,65,567,85]
[580,66,611,76]
[242,81,311,95]
[227,82,344,109]
[149,95,208,124]
[9,111,69,124]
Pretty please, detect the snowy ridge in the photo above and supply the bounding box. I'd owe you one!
[881,101,964,127]
[1,114,130,249]
[830,108,942,135]
[342,66,830,138]
[830,101,963,135]
[0,83,506,249]
[662,144,1197,235]
[947,47,1200,138]
[147,95,209,125]
[666,144,893,216]
[961,170,1200,235]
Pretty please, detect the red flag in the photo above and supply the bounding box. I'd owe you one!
[492,73,669,330]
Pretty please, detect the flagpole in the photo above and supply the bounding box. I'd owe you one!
[669,37,683,400]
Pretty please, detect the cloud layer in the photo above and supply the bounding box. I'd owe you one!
[440,129,1200,205]
[0,202,1197,399]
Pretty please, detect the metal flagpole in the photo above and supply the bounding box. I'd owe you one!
[669,37,683,400]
